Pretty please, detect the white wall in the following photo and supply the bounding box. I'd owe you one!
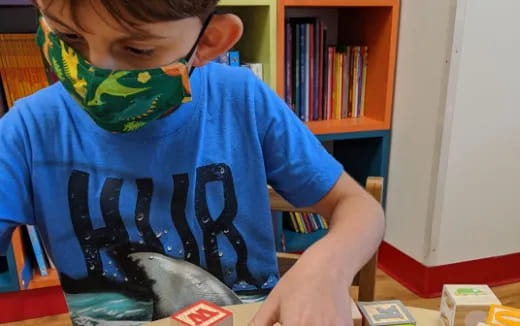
[429,0,520,265]
[385,0,457,264]
[387,0,520,267]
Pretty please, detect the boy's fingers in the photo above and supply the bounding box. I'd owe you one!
[248,296,280,326]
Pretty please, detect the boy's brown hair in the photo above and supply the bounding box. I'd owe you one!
[37,0,219,30]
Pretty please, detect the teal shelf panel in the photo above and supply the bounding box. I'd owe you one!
[282,229,327,253]
[0,245,20,293]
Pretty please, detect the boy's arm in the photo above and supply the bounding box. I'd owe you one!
[251,172,383,326]
[309,170,384,285]
[0,105,35,256]
[250,72,384,325]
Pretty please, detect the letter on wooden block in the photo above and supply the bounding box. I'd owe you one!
[170,301,233,326]
[487,305,520,326]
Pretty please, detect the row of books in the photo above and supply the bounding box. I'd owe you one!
[285,17,368,121]
[284,212,329,234]
[0,33,49,114]
[213,50,264,81]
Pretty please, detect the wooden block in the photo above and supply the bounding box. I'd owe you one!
[351,298,363,326]
[487,304,520,326]
[440,284,502,326]
[357,300,416,325]
[170,300,233,326]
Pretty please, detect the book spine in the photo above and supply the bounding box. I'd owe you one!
[294,23,300,118]
[342,51,348,119]
[308,23,315,122]
[317,21,324,121]
[304,24,310,122]
[356,46,363,117]
[322,28,329,121]
[26,225,48,276]
[361,46,368,117]
[285,22,292,108]
[334,51,342,120]
[300,24,306,121]
[349,47,355,118]
[327,46,335,120]
[313,21,320,121]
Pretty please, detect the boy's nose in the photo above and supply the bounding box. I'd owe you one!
[87,50,118,70]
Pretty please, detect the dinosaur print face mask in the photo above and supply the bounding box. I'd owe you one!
[35,17,206,133]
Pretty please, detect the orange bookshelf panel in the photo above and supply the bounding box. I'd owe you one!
[27,268,60,290]
[10,227,28,290]
[306,116,388,135]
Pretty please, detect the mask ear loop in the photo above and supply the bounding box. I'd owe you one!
[186,11,217,76]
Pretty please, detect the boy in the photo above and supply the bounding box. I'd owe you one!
[0,0,385,325]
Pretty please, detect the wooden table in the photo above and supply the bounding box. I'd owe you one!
[148,302,441,325]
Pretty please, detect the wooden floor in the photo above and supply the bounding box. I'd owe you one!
[4,269,520,326]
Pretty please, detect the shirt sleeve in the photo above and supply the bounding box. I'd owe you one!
[0,104,35,256]
[254,77,344,208]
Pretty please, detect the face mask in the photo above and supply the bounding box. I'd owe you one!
[35,15,212,133]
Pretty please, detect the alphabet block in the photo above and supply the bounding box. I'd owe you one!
[170,300,233,326]
[440,284,501,326]
[357,300,416,325]
[487,304,520,326]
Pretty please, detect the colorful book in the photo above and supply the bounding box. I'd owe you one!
[25,225,48,276]
[304,23,310,122]
[0,77,6,117]
[309,23,315,122]
[360,46,368,116]
[285,22,293,109]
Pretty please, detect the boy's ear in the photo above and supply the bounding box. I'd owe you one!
[192,14,243,67]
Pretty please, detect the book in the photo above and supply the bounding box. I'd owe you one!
[360,46,368,116]
[25,225,48,276]
[0,75,6,117]
[241,63,263,81]
[228,51,240,67]
[285,22,293,109]
[304,23,310,121]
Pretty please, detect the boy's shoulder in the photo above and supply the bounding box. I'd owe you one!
[203,62,259,89]
[11,82,67,115]
[2,83,67,127]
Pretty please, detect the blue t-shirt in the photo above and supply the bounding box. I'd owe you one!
[0,63,343,325]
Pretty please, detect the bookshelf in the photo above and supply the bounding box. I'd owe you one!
[219,0,277,89]
[277,0,399,134]
[274,0,399,252]
[0,0,400,322]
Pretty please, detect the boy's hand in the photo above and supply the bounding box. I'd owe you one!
[249,244,354,326]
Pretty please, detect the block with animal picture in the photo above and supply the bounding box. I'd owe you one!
[357,300,416,325]
[440,284,502,326]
